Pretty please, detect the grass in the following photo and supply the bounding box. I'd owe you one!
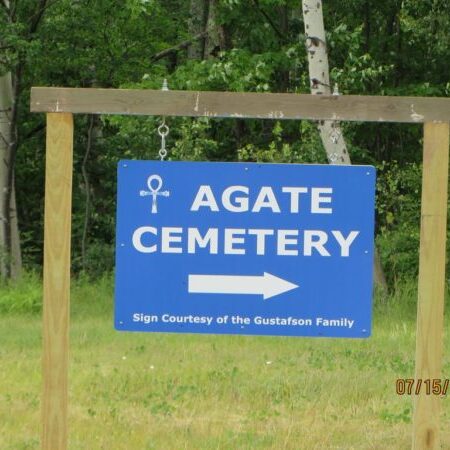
[0,276,449,449]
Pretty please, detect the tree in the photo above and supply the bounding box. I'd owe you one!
[302,0,349,164]
[187,0,208,60]
[302,0,387,291]
[0,72,20,278]
[0,0,27,279]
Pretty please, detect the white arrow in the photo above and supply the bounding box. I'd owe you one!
[188,272,299,300]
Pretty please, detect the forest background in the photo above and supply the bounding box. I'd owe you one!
[1,0,450,292]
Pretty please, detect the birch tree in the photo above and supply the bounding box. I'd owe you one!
[302,0,349,163]
[302,0,387,290]
[0,73,13,277]
[0,1,22,279]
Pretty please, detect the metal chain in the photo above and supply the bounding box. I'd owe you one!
[157,79,170,160]
[158,117,169,161]
[329,84,341,145]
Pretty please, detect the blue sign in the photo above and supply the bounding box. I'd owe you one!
[115,160,376,338]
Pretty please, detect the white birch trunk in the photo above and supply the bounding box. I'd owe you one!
[302,0,386,290]
[302,0,350,164]
[0,73,12,277]
[0,72,22,279]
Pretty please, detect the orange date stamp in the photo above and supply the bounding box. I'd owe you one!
[396,378,449,395]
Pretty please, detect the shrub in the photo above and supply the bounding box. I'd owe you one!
[0,272,42,313]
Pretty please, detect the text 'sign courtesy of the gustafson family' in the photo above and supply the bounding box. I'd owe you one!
[132,313,356,330]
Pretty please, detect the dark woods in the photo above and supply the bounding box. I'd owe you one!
[0,0,449,284]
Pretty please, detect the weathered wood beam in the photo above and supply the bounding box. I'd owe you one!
[30,87,450,123]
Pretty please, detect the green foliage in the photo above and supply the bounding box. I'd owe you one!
[0,272,42,313]
[237,121,327,164]
[172,47,303,92]
[376,161,422,283]
[0,271,114,314]
[171,118,219,161]
[329,24,394,93]
[71,272,114,317]
[374,278,419,319]
[380,407,411,424]
[3,0,450,283]
[76,242,115,280]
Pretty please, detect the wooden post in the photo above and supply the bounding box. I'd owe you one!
[42,113,74,450]
[412,122,450,450]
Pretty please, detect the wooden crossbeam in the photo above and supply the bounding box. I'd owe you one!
[30,87,450,123]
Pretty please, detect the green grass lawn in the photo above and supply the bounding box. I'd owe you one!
[0,277,449,449]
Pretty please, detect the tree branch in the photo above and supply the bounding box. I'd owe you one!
[11,0,17,22]
[29,0,62,35]
[150,31,208,63]
[251,0,287,43]
[23,122,45,140]
[29,0,48,34]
